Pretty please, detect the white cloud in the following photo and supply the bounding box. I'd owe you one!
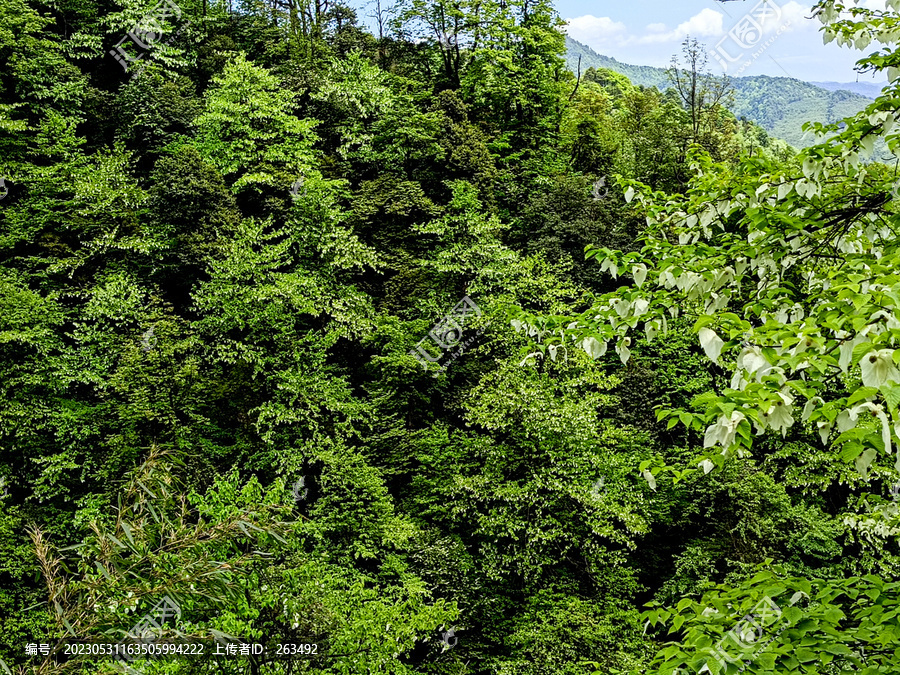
[631,11,718,44]
[562,1,874,81]
[757,1,812,34]
[567,9,723,47]
[566,2,812,54]
[565,15,629,47]
[668,8,725,39]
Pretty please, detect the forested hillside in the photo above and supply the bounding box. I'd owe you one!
[3,0,900,674]
[565,35,876,149]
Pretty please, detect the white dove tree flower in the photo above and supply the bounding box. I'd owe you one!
[703,410,746,451]
[600,258,618,279]
[698,328,725,363]
[730,345,777,390]
[613,298,631,318]
[816,419,833,445]
[632,264,648,288]
[801,397,823,422]
[850,402,893,457]
[757,392,794,437]
[615,337,632,365]
[581,337,607,360]
[860,349,900,388]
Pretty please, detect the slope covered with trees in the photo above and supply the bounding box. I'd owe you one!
[0,0,899,674]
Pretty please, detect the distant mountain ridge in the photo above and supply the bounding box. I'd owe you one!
[564,36,878,149]
[809,81,885,99]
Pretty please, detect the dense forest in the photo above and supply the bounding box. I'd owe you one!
[4,0,900,673]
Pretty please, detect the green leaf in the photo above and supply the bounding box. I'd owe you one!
[881,382,900,412]
[848,386,879,406]
[106,534,128,550]
[95,561,112,580]
[676,598,694,612]
[794,647,817,662]
[120,522,135,547]
[693,315,717,331]
[146,502,161,523]
[136,481,157,499]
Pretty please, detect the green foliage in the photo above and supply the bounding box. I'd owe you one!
[638,562,900,675]
[514,2,900,671]
[5,0,900,673]
[192,52,318,193]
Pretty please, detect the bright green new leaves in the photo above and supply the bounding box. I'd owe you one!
[413,180,513,276]
[0,0,85,163]
[311,52,399,161]
[192,53,318,192]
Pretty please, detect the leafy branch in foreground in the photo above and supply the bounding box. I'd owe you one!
[27,446,294,674]
[512,105,900,494]
[637,561,900,675]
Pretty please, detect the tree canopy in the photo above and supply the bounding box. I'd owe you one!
[2,0,898,674]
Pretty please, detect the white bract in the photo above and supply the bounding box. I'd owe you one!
[699,328,724,363]
[749,392,795,437]
[633,264,648,288]
[582,337,607,359]
[860,349,900,388]
[703,410,746,450]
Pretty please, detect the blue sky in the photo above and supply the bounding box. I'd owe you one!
[561,0,887,83]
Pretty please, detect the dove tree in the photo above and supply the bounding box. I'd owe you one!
[550,3,900,672]
[510,0,900,505]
